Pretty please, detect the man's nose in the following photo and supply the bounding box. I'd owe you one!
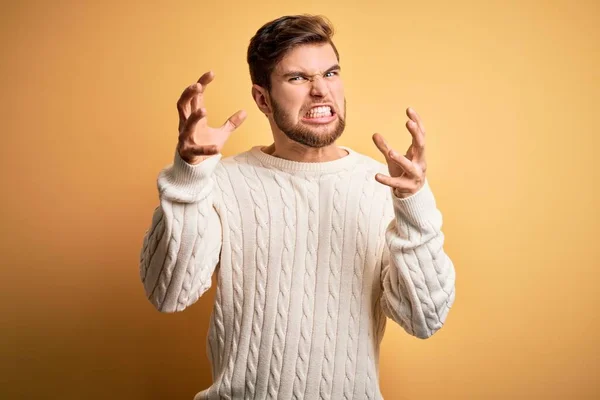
[309,75,329,97]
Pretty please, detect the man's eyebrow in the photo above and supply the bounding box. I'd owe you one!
[324,64,342,74]
[281,64,341,79]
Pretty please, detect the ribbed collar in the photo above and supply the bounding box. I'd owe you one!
[249,145,361,174]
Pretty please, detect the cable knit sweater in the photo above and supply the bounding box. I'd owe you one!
[139,145,456,400]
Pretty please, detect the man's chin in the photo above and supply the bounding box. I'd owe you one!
[300,119,343,134]
[284,125,345,148]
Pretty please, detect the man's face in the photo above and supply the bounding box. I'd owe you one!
[267,43,346,148]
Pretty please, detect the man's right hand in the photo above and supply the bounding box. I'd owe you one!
[176,71,247,165]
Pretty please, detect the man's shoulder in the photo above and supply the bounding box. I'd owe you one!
[211,147,265,185]
[218,147,257,167]
[345,147,388,174]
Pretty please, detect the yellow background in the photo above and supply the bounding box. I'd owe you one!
[1,0,598,399]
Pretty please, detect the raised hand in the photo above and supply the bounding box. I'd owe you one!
[176,71,247,165]
[372,107,427,198]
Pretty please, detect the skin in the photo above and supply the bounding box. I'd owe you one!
[176,43,427,198]
[251,43,347,162]
[372,107,427,198]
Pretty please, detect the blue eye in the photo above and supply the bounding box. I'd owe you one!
[325,71,339,77]
[289,76,306,82]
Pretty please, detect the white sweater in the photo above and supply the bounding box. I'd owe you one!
[140,145,456,400]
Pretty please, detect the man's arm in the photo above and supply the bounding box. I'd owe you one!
[140,152,223,313]
[140,71,246,313]
[372,107,455,338]
[379,180,456,338]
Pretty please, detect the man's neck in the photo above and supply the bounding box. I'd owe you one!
[262,139,348,163]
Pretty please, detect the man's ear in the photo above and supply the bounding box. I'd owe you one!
[252,84,272,115]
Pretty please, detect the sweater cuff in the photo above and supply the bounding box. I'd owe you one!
[157,150,222,202]
[391,179,439,229]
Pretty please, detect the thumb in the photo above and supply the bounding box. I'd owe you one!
[220,110,247,134]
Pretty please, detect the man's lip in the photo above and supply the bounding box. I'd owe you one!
[301,113,338,124]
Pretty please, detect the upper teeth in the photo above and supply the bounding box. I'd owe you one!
[308,106,331,116]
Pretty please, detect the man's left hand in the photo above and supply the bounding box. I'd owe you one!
[373,107,427,199]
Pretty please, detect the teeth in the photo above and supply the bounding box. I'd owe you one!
[306,106,332,118]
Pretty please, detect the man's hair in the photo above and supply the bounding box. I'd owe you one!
[247,14,340,91]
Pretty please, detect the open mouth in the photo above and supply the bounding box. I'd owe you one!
[302,105,337,124]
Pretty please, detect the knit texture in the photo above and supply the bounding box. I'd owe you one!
[139,145,456,400]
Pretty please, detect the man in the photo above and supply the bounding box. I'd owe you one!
[140,14,456,400]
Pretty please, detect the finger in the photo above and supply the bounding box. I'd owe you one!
[372,133,391,159]
[198,70,215,87]
[177,82,206,123]
[179,144,219,163]
[389,150,418,176]
[176,71,215,123]
[181,107,208,136]
[374,172,414,190]
[191,95,199,113]
[405,119,425,158]
[220,109,247,134]
[407,107,426,136]
[189,71,215,115]
[189,144,219,156]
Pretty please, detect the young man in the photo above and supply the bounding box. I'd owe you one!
[140,14,456,400]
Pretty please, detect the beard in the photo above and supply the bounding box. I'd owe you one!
[271,98,347,148]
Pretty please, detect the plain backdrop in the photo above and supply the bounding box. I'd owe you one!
[1,0,598,399]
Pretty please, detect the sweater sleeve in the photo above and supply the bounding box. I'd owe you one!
[139,150,223,313]
[379,179,456,339]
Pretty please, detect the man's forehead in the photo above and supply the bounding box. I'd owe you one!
[275,43,339,75]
